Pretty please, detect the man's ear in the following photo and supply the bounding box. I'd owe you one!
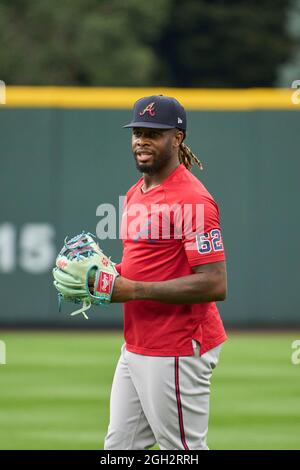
[173,130,184,148]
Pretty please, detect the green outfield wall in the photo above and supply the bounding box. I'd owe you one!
[0,88,299,327]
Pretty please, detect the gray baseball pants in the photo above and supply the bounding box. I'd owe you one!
[104,340,222,450]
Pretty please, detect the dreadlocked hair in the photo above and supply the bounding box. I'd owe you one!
[179,142,203,171]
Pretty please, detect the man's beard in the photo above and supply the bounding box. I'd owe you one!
[134,152,172,175]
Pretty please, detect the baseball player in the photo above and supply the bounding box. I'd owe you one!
[103,95,228,450]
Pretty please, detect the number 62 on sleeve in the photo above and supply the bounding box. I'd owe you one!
[196,229,224,254]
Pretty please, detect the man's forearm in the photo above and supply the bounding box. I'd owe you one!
[111,272,226,304]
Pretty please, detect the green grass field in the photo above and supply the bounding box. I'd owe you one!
[0,331,299,450]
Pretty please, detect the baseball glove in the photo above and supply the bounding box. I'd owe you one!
[53,232,119,319]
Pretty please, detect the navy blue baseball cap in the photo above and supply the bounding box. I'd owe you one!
[123,95,187,132]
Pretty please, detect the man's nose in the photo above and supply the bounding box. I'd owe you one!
[136,134,150,145]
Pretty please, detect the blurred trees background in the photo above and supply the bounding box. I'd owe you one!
[0,0,298,87]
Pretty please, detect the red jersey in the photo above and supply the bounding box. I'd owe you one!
[117,163,227,356]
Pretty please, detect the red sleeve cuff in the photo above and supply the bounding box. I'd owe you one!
[187,253,226,267]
